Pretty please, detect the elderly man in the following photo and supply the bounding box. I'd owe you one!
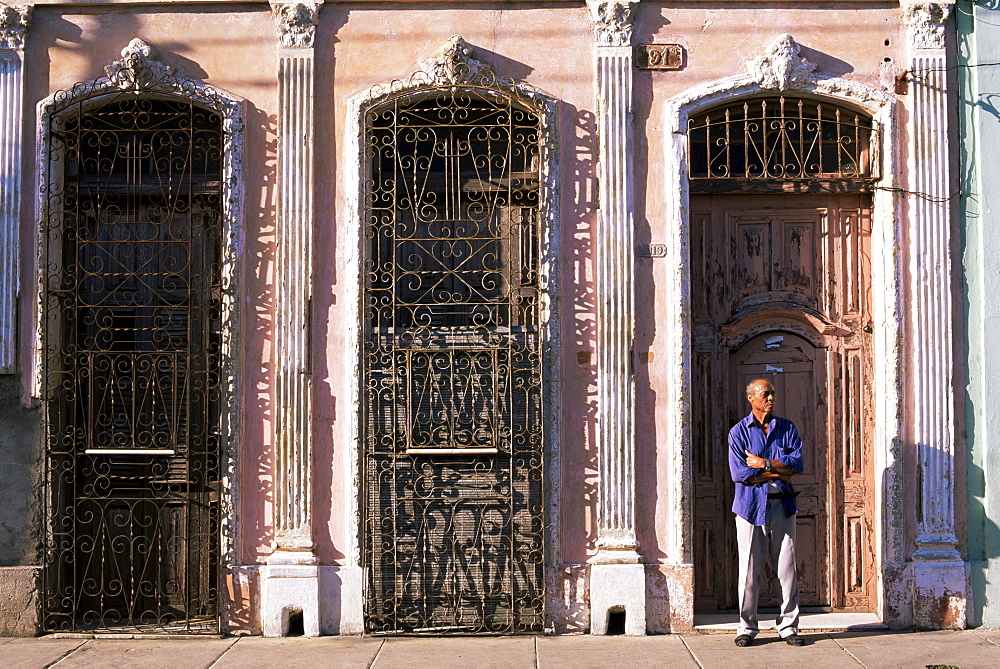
[728,377,805,647]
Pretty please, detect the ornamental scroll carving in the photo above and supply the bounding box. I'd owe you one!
[587,0,639,48]
[418,35,488,86]
[0,5,30,51]
[271,1,321,49]
[902,2,953,50]
[105,38,175,91]
[747,34,817,91]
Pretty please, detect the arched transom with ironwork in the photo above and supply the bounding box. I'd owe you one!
[687,96,875,192]
[360,73,546,634]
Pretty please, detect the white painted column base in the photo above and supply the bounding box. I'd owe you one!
[912,561,969,630]
[319,565,364,635]
[261,551,320,637]
[589,563,646,636]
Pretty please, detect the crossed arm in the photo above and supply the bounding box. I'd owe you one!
[728,422,804,485]
[743,450,796,484]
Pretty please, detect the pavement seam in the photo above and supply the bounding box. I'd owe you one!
[367,637,385,669]
[828,633,868,667]
[970,629,999,646]
[679,636,705,669]
[534,635,540,669]
[204,635,240,669]
[44,638,89,667]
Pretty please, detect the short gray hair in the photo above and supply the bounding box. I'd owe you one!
[746,378,772,396]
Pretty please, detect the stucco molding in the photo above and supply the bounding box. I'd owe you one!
[270,1,322,49]
[0,5,29,51]
[359,34,552,107]
[746,34,817,91]
[344,35,561,632]
[417,34,488,85]
[670,69,896,118]
[664,69,902,626]
[586,0,639,48]
[902,1,954,50]
[105,38,174,91]
[32,39,247,574]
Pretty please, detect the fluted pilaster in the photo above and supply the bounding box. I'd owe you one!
[902,0,960,562]
[0,6,29,373]
[262,0,322,637]
[270,0,320,557]
[903,0,967,630]
[588,0,640,561]
[586,0,646,637]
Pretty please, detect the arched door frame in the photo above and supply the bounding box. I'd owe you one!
[342,35,561,630]
[661,51,901,622]
[32,38,246,571]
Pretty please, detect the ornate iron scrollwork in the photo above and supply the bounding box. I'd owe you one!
[688,96,874,191]
[40,47,225,633]
[361,44,546,634]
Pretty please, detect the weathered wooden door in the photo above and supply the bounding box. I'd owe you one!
[691,193,876,613]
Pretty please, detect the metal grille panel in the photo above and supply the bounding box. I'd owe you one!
[688,96,874,188]
[41,92,223,634]
[362,83,545,634]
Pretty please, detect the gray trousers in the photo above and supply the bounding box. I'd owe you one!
[735,499,800,637]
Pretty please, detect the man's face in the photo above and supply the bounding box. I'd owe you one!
[747,381,776,416]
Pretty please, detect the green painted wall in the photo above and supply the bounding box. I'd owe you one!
[960,0,1000,629]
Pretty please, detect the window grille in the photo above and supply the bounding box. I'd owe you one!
[688,97,875,191]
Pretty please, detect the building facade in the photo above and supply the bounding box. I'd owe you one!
[0,0,970,636]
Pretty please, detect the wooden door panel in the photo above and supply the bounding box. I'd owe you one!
[733,332,827,608]
[733,218,772,299]
[776,219,819,297]
[691,193,874,614]
[794,514,822,606]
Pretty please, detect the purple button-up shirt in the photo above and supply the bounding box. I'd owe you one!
[728,412,805,526]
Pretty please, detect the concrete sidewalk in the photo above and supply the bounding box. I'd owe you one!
[2,630,998,669]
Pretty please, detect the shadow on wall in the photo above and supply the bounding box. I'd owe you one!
[630,27,660,565]
[0,376,41,567]
[547,99,597,635]
[967,443,1000,627]
[221,100,277,635]
[243,100,278,566]
[308,5,348,566]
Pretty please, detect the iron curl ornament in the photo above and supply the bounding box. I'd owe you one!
[359,36,547,634]
[37,38,244,635]
[687,96,875,189]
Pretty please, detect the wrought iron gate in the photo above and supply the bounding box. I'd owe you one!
[41,90,223,633]
[361,77,546,634]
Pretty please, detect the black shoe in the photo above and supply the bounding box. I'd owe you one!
[734,634,754,647]
[784,633,805,646]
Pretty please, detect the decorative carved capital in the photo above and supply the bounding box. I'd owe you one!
[105,38,174,91]
[587,0,639,48]
[0,5,30,51]
[902,1,953,50]
[270,1,321,49]
[418,35,487,86]
[747,34,817,91]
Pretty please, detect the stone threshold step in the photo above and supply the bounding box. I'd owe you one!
[694,612,886,634]
[47,633,224,640]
